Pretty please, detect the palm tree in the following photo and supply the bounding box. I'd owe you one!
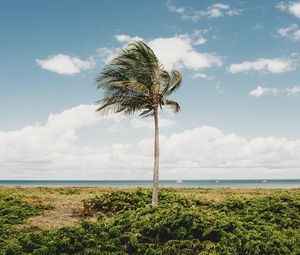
[95,41,182,206]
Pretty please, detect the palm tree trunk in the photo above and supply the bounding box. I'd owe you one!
[152,106,159,206]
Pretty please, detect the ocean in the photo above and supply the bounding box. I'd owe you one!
[0,179,299,188]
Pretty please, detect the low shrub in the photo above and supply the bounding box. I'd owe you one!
[0,190,299,254]
[0,193,53,225]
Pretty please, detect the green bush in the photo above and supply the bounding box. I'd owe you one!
[0,190,299,254]
[0,192,54,254]
[0,193,52,225]
[82,189,191,216]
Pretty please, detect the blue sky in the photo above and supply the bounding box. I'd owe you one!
[1,0,300,179]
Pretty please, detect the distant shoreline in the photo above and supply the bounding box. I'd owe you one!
[0,179,299,188]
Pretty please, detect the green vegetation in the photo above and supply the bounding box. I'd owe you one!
[0,191,53,254]
[0,188,299,254]
[0,192,51,225]
[95,40,182,206]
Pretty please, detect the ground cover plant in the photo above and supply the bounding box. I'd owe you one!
[0,191,53,254]
[0,188,299,254]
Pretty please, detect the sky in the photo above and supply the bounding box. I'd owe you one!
[1,0,300,180]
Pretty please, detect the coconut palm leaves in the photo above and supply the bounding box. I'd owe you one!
[95,40,182,206]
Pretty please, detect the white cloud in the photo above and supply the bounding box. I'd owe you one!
[98,34,222,72]
[193,36,207,45]
[167,1,240,21]
[115,34,143,43]
[130,117,175,130]
[206,3,240,18]
[190,30,208,45]
[166,0,185,14]
[192,73,207,79]
[97,35,145,65]
[1,105,300,179]
[286,86,300,95]
[36,54,95,75]
[148,35,222,71]
[250,86,279,97]
[249,85,300,97]
[277,1,300,18]
[0,105,114,163]
[96,47,119,64]
[277,24,300,41]
[229,58,296,74]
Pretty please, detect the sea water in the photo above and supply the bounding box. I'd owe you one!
[0,179,299,188]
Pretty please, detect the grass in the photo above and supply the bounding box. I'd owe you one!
[0,187,299,230]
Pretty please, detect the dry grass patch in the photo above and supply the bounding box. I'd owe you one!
[1,186,299,229]
[173,188,300,202]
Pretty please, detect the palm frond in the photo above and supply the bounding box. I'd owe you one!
[162,99,181,112]
[95,40,182,117]
[162,70,182,96]
[139,108,154,117]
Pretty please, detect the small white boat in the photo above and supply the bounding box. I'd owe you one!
[176,180,183,183]
[261,180,267,183]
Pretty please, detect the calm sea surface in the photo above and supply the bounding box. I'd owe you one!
[0,180,299,188]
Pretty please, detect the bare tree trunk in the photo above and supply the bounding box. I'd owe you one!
[152,107,159,206]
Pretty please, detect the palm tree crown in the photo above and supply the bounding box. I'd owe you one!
[95,40,182,206]
[95,40,182,116]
